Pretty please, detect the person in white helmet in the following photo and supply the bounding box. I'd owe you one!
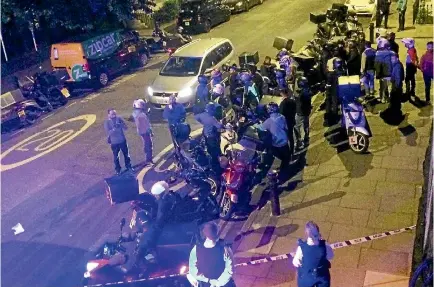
[175,26,190,44]
[132,99,153,165]
[150,181,179,229]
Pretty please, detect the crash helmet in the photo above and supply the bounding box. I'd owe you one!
[211,69,222,79]
[212,84,224,96]
[133,99,146,109]
[151,181,169,196]
[267,102,279,114]
[169,95,177,104]
[297,76,309,88]
[239,72,252,84]
[205,102,216,115]
[177,26,184,33]
[278,48,288,59]
[401,38,415,48]
[198,74,208,84]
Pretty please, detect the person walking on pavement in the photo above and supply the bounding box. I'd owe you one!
[258,102,292,179]
[294,77,312,150]
[346,41,362,76]
[279,88,296,158]
[389,53,405,117]
[402,38,419,97]
[419,41,433,105]
[188,222,235,287]
[387,32,399,54]
[132,99,153,165]
[397,0,407,31]
[104,109,133,175]
[375,39,394,103]
[293,221,334,287]
[376,0,391,28]
[361,41,377,97]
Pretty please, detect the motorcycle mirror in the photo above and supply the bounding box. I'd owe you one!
[120,218,126,230]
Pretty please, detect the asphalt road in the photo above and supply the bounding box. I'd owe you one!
[0,1,358,286]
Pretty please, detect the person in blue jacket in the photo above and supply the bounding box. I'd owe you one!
[211,69,224,88]
[163,96,187,144]
[375,39,394,103]
[194,75,210,115]
[389,52,404,116]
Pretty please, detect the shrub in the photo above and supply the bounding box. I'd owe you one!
[154,0,180,23]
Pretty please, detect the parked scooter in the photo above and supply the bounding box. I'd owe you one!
[337,75,372,153]
[24,71,69,108]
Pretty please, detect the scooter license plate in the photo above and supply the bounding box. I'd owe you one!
[349,135,358,144]
[128,46,136,53]
[61,88,70,98]
[18,110,25,118]
[184,22,190,26]
[162,41,167,47]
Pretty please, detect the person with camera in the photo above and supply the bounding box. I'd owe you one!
[104,109,133,175]
[188,222,236,287]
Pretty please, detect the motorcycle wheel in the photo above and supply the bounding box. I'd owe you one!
[137,53,149,67]
[96,71,109,88]
[24,107,42,125]
[219,193,235,221]
[349,132,369,154]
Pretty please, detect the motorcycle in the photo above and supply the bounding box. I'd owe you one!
[84,218,193,287]
[217,125,268,220]
[336,75,372,153]
[24,71,69,108]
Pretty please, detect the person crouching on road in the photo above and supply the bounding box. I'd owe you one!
[293,221,334,287]
[132,99,153,165]
[104,109,133,175]
[195,103,224,173]
[188,222,236,287]
[258,103,291,180]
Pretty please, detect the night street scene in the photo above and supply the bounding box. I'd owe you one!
[1,0,433,286]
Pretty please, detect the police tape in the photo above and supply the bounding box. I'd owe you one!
[83,225,416,286]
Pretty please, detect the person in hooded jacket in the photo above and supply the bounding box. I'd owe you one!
[240,72,260,110]
[211,69,224,89]
[387,32,399,54]
[402,38,419,97]
[346,42,362,76]
[194,75,210,115]
[361,41,377,96]
[419,41,433,104]
[228,65,240,96]
[248,64,264,99]
[279,88,296,159]
[389,52,405,116]
[163,96,188,144]
[132,99,153,165]
[375,39,394,103]
[294,77,312,149]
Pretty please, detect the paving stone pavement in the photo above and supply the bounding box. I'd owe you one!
[220,7,433,286]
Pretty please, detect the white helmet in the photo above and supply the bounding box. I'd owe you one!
[178,26,184,32]
[133,99,146,109]
[212,84,224,95]
[151,181,169,195]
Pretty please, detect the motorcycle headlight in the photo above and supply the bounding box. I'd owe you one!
[236,1,243,6]
[86,262,99,272]
[178,87,193,98]
[180,265,188,274]
[147,86,154,96]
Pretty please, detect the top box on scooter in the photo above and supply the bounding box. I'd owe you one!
[239,51,259,68]
[310,13,327,24]
[338,75,361,102]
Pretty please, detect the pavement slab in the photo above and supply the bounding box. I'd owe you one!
[358,248,411,276]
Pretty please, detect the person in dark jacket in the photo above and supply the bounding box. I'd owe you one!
[361,41,376,96]
[397,0,407,31]
[387,32,399,54]
[260,56,277,83]
[376,0,391,28]
[346,42,362,76]
[194,75,210,115]
[163,96,187,125]
[402,38,419,97]
[248,64,264,99]
[293,221,334,287]
[104,109,133,175]
[293,78,312,149]
[389,53,405,115]
[132,99,153,165]
[188,222,235,287]
[228,65,240,96]
[279,89,296,158]
[375,44,394,103]
[419,41,433,104]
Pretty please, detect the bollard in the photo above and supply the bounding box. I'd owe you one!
[267,170,281,216]
[369,22,375,44]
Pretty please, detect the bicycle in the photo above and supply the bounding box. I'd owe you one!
[409,257,433,287]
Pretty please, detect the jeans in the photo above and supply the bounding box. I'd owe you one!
[405,63,417,95]
[363,70,375,95]
[140,132,153,162]
[205,135,222,173]
[111,141,132,173]
[423,73,432,102]
[294,114,309,145]
[379,78,390,101]
[398,9,406,30]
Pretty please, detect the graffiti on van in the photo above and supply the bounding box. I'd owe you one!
[82,31,122,60]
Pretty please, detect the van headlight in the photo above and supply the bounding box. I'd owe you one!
[178,87,193,99]
[147,86,154,96]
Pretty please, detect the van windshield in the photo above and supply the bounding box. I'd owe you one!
[160,57,203,76]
